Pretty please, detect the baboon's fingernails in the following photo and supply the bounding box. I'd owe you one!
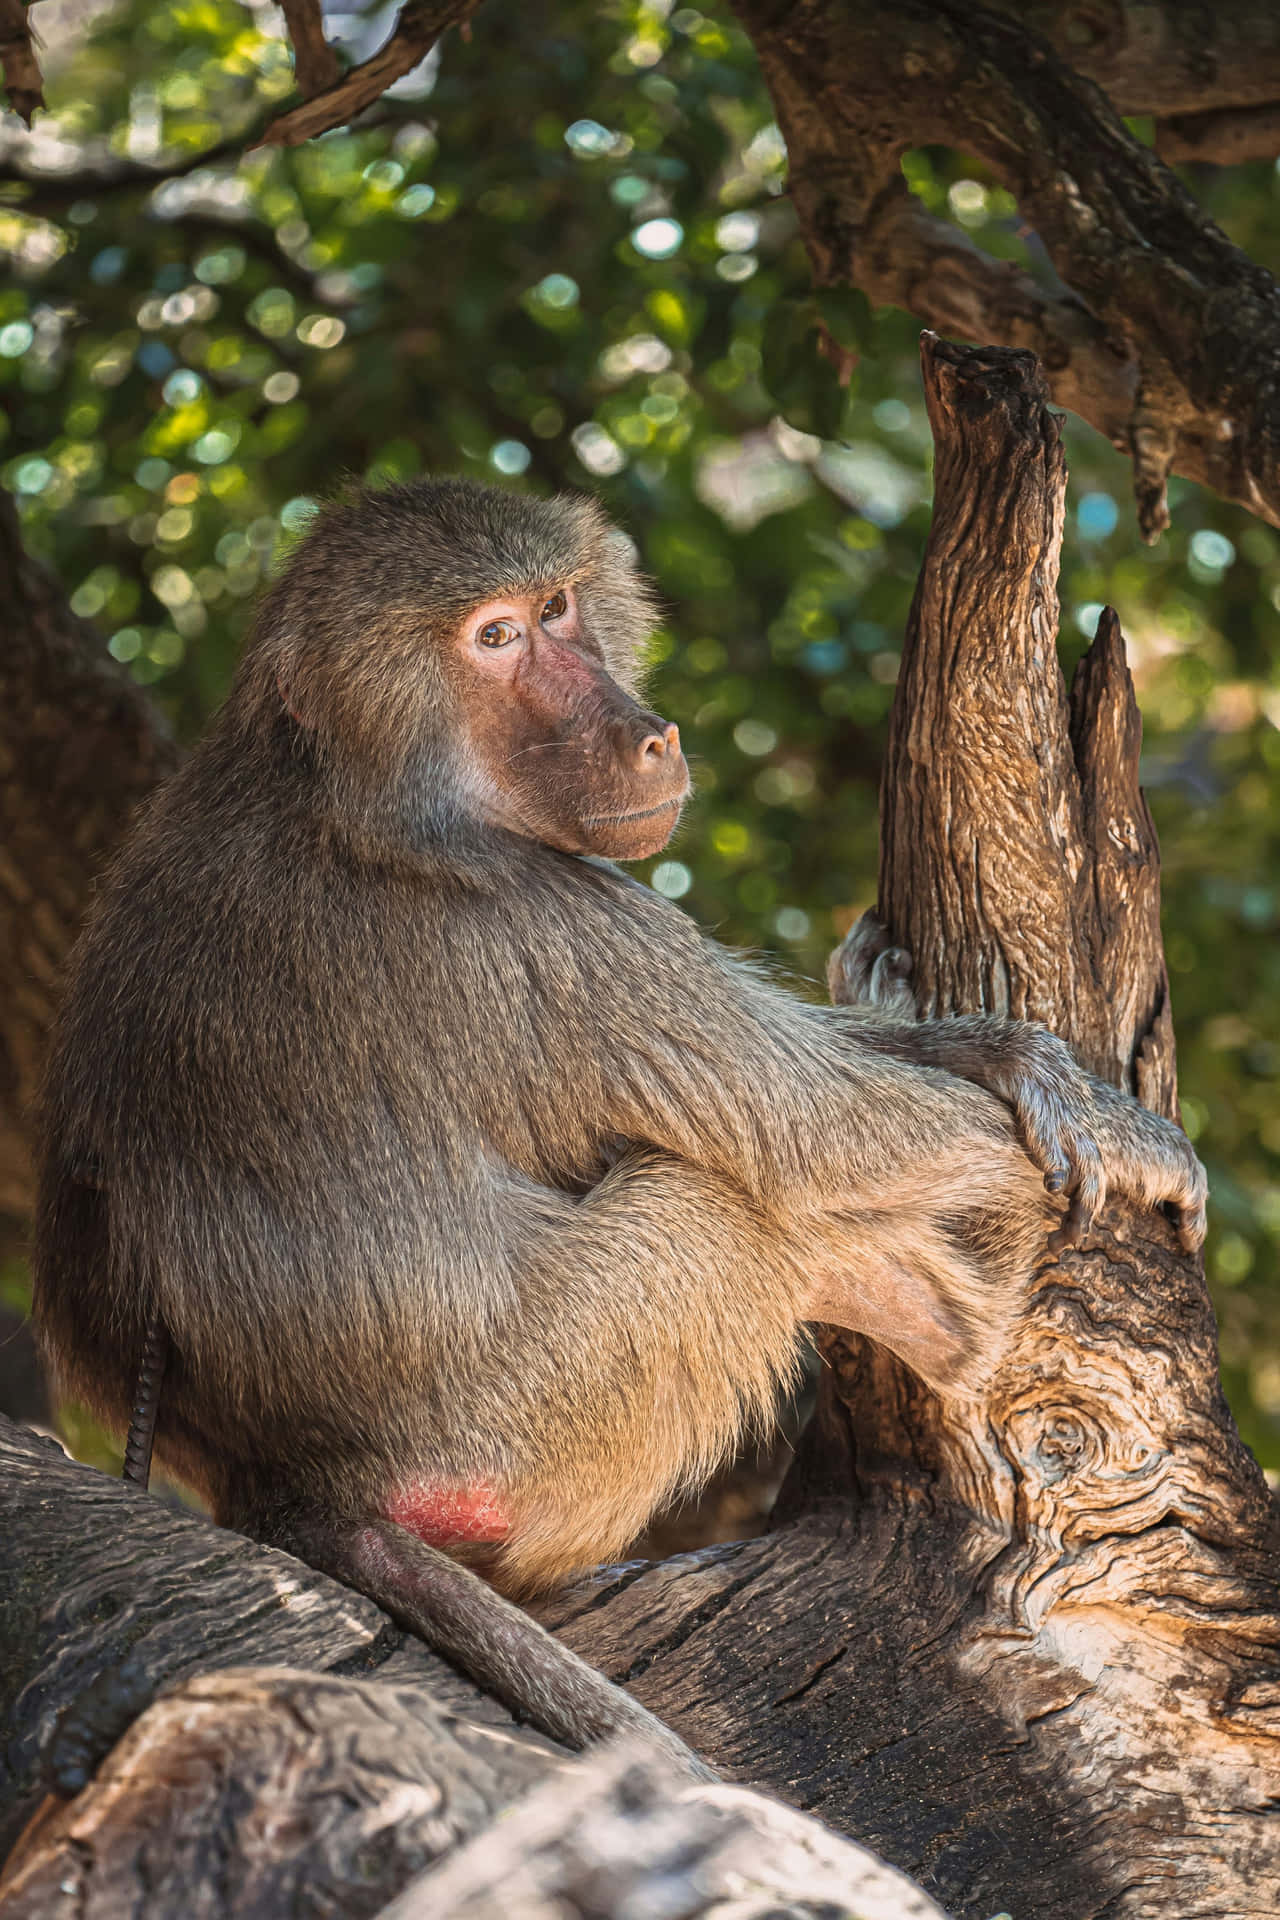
[1047,1196,1086,1253]
[1043,1164,1068,1193]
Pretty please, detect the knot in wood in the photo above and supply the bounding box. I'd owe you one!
[1005,1402,1100,1485]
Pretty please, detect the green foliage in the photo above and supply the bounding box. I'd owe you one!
[5,0,1280,1466]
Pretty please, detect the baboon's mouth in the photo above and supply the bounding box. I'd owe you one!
[583,797,684,829]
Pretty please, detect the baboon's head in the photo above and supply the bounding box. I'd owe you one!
[244,478,689,861]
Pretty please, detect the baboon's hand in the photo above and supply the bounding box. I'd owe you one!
[918,1019,1208,1253]
[831,914,1103,1232]
[828,913,1206,1254]
[1083,1075,1208,1255]
[960,1022,1108,1249]
[828,909,920,1018]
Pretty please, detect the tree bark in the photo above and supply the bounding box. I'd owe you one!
[732,0,1280,539]
[0,1416,947,1918]
[1012,1,1280,119]
[0,492,176,1229]
[547,339,1280,1919]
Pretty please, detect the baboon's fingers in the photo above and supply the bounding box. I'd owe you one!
[1173,1165,1208,1252]
[1017,1092,1106,1249]
[868,945,918,1018]
[828,908,892,1006]
[1047,1195,1088,1254]
[1044,1136,1106,1248]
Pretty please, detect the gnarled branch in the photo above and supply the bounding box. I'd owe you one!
[734,0,1280,538]
[254,0,482,150]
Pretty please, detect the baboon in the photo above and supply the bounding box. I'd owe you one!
[34,477,1206,1758]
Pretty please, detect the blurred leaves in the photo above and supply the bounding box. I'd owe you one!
[4,0,1280,1466]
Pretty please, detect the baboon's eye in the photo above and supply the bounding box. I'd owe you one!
[477,619,519,648]
[541,590,568,621]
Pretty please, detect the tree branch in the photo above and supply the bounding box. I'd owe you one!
[0,1416,945,1916]
[254,0,482,150]
[855,180,1139,454]
[0,0,41,127]
[735,0,1280,537]
[279,0,341,98]
[1156,101,1280,167]
[1012,0,1280,118]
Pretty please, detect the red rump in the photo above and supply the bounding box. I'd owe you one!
[385,1481,512,1548]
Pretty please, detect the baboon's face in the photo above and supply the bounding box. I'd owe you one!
[452,581,689,861]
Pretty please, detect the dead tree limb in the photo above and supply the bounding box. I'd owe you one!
[0,1418,946,1917]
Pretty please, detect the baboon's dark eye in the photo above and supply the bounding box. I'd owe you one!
[477,619,519,648]
[541,590,568,621]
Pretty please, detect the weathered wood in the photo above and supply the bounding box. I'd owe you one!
[0,1420,945,1917]
[553,338,1280,1919]
[0,1669,565,1918]
[385,1741,948,1920]
[0,1416,556,1866]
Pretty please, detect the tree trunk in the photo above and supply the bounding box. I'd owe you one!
[549,338,1280,1919]
[0,492,176,1228]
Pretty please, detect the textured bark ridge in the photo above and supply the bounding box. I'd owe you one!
[551,339,1280,1919]
[0,493,176,1226]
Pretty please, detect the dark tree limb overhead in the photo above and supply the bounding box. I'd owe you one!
[733,0,1280,538]
[1156,101,1280,167]
[1012,0,1280,119]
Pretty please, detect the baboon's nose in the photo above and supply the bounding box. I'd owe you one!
[634,721,681,770]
